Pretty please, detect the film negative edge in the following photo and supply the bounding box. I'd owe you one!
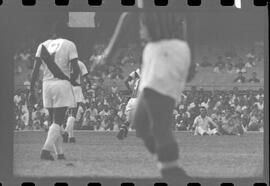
[21,0,36,6]
[22,182,35,186]
[1,0,267,7]
[253,0,268,6]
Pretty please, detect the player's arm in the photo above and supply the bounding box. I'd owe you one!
[192,117,198,129]
[104,12,135,61]
[29,43,43,105]
[30,58,42,93]
[81,62,89,86]
[80,73,88,89]
[70,58,80,85]
[69,42,80,85]
[95,12,136,67]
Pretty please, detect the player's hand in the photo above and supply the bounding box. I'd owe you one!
[70,80,80,87]
[28,92,36,106]
[89,54,107,72]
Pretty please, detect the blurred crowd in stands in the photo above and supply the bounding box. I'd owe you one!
[195,42,264,84]
[13,38,264,133]
[173,87,264,132]
[14,84,264,133]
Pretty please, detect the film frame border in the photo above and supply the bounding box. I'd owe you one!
[0,0,268,7]
[0,0,268,186]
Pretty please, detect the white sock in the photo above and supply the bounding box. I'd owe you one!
[54,135,63,155]
[65,116,75,137]
[157,160,179,170]
[43,123,61,151]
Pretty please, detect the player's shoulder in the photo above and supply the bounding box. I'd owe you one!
[61,38,76,46]
[194,115,201,121]
[175,40,190,52]
[38,39,52,48]
[206,116,212,120]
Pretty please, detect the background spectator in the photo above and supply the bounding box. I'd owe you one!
[248,72,260,83]
[233,72,246,83]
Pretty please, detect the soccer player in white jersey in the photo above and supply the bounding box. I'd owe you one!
[192,107,220,136]
[91,0,196,181]
[29,21,80,161]
[117,68,140,139]
[63,60,88,143]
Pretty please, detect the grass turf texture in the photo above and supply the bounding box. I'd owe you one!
[14,131,263,179]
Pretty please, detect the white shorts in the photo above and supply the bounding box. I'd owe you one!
[72,86,84,104]
[194,126,218,136]
[125,98,137,123]
[139,39,191,101]
[43,80,76,108]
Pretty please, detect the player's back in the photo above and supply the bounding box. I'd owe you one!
[37,38,77,81]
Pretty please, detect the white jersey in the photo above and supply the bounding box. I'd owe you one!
[75,61,88,85]
[35,38,78,81]
[139,40,190,101]
[193,115,215,131]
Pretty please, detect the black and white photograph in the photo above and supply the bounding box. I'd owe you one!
[0,0,268,185]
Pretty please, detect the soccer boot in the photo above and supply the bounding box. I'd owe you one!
[69,137,76,143]
[117,125,128,140]
[62,132,69,143]
[161,166,189,183]
[57,154,66,160]
[40,149,54,161]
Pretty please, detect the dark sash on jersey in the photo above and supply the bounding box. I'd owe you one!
[40,45,79,86]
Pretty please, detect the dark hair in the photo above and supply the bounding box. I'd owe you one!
[200,106,206,110]
[51,21,68,37]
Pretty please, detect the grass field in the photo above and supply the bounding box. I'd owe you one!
[14,131,264,179]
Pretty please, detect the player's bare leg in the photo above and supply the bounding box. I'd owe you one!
[41,107,67,160]
[44,108,53,132]
[64,107,78,143]
[117,98,136,140]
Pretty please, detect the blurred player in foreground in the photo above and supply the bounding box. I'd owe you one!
[117,68,140,140]
[91,0,195,181]
[63,60,88,143]
[192,107,220,136]
[29,22,80,160]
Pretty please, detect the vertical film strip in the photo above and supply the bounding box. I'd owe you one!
[0,0,268,186]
